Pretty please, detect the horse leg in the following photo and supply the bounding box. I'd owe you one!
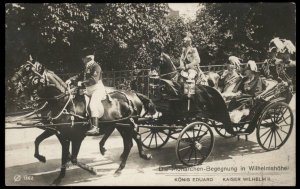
[114,127,133,176]
[99,125,115,156]
[118,128,128,161]
[132,130,152,160]
[34,129,55,163]
[70,137,85,165]
[52,137,70,186]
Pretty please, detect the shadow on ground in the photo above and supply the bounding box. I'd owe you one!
[94,134,266,171]
[4,135,268,186]
[5,157,115,186]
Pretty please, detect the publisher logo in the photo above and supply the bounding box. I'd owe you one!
[13,175,21,182]
[13,174,34,182]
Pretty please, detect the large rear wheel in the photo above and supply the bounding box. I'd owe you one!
[256,102,294,151]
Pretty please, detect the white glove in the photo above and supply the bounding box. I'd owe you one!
[66,79,72,85]
[77,81,83,87]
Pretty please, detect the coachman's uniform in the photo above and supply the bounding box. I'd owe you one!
[71,60,106,118]
[66,46,109,136]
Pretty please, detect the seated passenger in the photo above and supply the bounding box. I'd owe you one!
[223,60,276,123]
[218,56,242,93]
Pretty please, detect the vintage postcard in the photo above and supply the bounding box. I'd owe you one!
[5,3,296,186]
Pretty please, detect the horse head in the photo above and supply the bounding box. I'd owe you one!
[151,53,178,81]
[10,59,68,102]
[9,60,40,97]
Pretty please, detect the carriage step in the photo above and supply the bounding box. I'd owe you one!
[235,132,250,135]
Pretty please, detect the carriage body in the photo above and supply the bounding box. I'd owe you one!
[138,75,294,166]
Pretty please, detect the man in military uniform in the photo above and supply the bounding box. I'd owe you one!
[179,35,202,81]
[66,47,107,136]
[261,38,296,84]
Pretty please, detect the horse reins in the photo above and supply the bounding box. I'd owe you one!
[23,61,152,126]
[159,70,178,77]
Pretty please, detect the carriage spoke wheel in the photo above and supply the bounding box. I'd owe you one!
[256,102,294,151]
[202,119,234,138]
[176,122,214,166]
[139,125,171,149]
[215,127,235,138]
[213,120,235,138]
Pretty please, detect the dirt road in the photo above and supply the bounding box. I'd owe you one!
[5,95,296,186]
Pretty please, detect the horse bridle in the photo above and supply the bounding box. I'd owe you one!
[24,63,80,121]
[154,70,179,83]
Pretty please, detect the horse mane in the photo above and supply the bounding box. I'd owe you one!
[44,69,67,94]
[152,52,177,80]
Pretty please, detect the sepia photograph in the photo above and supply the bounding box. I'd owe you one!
[5,3,296,186]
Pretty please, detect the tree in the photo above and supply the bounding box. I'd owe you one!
[190,3,296,65]
[5,3,170,76]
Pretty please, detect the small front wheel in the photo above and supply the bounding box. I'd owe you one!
[176,122,214,166]
[139,125,171,149]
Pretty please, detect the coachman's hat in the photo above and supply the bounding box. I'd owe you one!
[80,47,95,57]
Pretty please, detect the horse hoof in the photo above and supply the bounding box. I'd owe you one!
[141,153,152,160]
[114,170,122,177]
[51,178,61,186]
[100,147,106,156]
[71,158,77,165]
[68,153,72,160]
[34,154,46,163]
[120,154,125,161]
[146,154,152,160]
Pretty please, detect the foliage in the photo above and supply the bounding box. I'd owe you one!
[163,16,189,66]
[190,3,296,65]
[5,3,170,76]
[5,3,296,112]
[6,3,295,74]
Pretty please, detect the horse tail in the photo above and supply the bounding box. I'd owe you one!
[135,92,156,116]
[135,92,150,105]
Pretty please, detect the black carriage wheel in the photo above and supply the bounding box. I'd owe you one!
[202,119,234,138]
[139,125,171,149]
[214,127,234,138]
[176,122,214,166]
[256,102,294,151]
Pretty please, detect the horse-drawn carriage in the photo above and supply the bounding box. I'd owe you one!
[136,70,294,166]
[6,60,294,184]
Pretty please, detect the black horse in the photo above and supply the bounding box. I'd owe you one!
[9,61,156,185]
[150,52,220,87]
[144,53,218,115]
